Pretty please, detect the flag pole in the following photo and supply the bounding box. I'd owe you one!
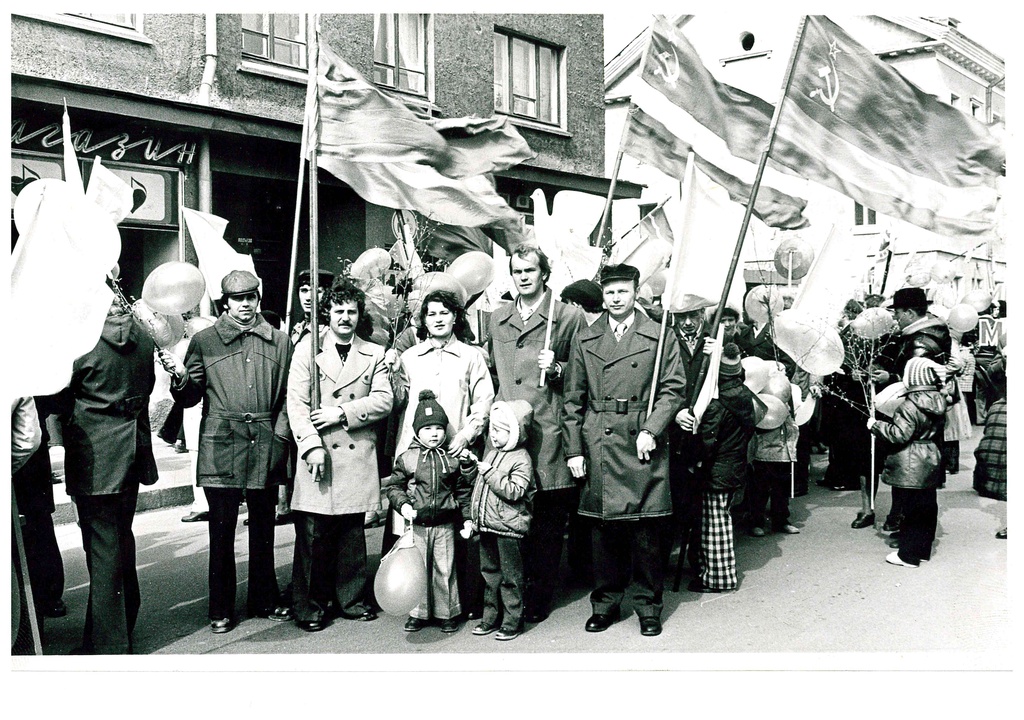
[647,153,695,417]
[307,14,322,409]
[538,289,558,387]
[687,15,810,408]
[284,68,317,333]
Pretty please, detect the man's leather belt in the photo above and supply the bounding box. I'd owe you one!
[207,410,273,423]
[589,400,645,414]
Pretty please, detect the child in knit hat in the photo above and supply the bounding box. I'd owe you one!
[382,390,473,633]
[867,357,949,568]
[461,400,536,641]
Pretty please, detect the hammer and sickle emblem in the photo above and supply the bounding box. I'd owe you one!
[652,48,680,87]
[808,38,841,113]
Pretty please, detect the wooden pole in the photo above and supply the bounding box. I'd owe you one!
[538,289,558,387]
[686,16,810,408]
[307,14,321,409]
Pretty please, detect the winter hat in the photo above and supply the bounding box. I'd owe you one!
[720,342,743,376]
[489,400,534,450]
[413,389,449,433]
[903,357,943,388]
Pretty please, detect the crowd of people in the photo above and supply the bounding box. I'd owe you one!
[11,244,1008,654]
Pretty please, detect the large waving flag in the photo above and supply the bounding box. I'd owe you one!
[627,17,811,231]
[772,16,1004,238]
[182,208,260,297]
[313,42,532,229]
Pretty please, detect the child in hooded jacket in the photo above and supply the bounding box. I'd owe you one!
[382,390,473,632]
[461,400,536,641]
[868,357,949,567]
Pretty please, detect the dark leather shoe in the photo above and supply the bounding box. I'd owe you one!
[267,606,293,622]
[404,616,428,632]
[887,537,901,548]
[210,618,233,634]
[440,618,461,633]
[495,625,523,641]
[688,578,731,593]
[996,528,1007,539]
[342,609,378,622]
[472,622,499,636]
[297,619,326,633]
[182,511,209,523]
[882,519,901,532]
[851,513,875,529]
[639,617,662,636]
[275,512,294,526]
[585,611,619,632]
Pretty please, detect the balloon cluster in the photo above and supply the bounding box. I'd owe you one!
[133,261,207,349]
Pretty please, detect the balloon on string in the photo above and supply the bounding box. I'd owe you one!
[638,283,654,304]
[946,303,979,333]
[741,356,770,393]
[107,263,120,281]
[794,395,816,426]
[928,304,950,322]
[929,259,956,284]
[373,533,428,615]
[446,251,495,296]
[185,315,215,336]
[962,289,993,314]
[773,310,845,376]
[349,247,392,281]
[756,394,789,429]
[142,262,207,315]
[933,284,959,309]
[763,373,793,403]
[413,271,467,306]
[744,285,785,325]
[850,307,896,340]
[13,178,71,236]
[905,268,932,287]
[773,237,814,280]
[132,299,185,348]
[646,269,668,297]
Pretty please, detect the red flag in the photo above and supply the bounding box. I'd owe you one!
[773,16,1004,238]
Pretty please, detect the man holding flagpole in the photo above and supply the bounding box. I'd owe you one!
[562,263,685,637]
[486,244,585,624]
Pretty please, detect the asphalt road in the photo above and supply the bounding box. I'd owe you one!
[19,427,1010,671]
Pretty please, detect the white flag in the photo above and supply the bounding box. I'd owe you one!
[182,208,260,298]
[86,157,135,224]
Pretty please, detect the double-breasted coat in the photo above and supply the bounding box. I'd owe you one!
[287,331,393,515]
[486,289,584,492]
[171,313,292,490]
[562,311,686,520]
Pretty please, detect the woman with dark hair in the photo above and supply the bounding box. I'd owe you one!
[414,289,476,344]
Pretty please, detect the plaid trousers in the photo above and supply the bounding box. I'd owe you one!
[700,491,737,590]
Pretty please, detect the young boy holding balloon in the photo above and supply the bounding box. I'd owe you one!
[382,390,474,633]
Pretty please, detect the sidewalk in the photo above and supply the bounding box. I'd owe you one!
[49,435,197,526]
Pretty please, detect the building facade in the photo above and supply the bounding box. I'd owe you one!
[604,15,1005,305]
[11,13,638,317]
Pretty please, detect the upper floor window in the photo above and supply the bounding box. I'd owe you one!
[242,14,306,69]
[950,93,960,107]
[494,31,561,126]
[854,202,876,226]
[970,98,983,117]
[65,13,138,30]
[374,14,429,96]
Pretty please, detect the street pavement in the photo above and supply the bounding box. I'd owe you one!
[23,426,1010,670]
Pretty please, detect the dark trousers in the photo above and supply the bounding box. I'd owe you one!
[205,486,279,620]
[454,531,483,618]
[665,463,701,572]
[749,461,792,529]
[291,511,371,622]
[591,518,665,619]
[522,487,577,617]
[479,532,525,631]
[794,429,812,495]
[75,486,140,654]
[897,488,938,564]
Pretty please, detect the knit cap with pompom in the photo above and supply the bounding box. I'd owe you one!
[413,389,450,433]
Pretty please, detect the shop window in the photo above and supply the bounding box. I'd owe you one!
[494,31,562,126]
[854,201,876,227]
[242,14,306,69]
[373,14,430,97]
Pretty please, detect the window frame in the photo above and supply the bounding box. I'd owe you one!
[372,13,432,100]
[16,13,150,43]
[494,28,565,130]
[241,13,307,71]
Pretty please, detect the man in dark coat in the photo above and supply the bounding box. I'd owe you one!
[487,244,585,624]
[562,263,686,637]
[56,300,158,653]
[160,270,293,633]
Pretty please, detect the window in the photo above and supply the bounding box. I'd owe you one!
[65,13,137,30]
[494,31,561,125]
[854,202,876,226]
[970,98,983,117]
[374,14,429,96]
[950,93,959,107]
[242,14,306,69]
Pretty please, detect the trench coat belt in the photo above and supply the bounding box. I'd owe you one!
[206,410,274,423]
[589,400,647,414]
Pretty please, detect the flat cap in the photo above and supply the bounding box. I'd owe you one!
[560,279,604,313]
[297,269,335,288]
[221,269,260,296]
[598,263,640,286]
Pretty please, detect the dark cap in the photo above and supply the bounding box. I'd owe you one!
[720,342,743,376]
[887,287,928,312]
[221,270,260,297]
[560,279,603,313]
[298,269,334,288]
[412,389,450,434]
[598,263,640,287]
